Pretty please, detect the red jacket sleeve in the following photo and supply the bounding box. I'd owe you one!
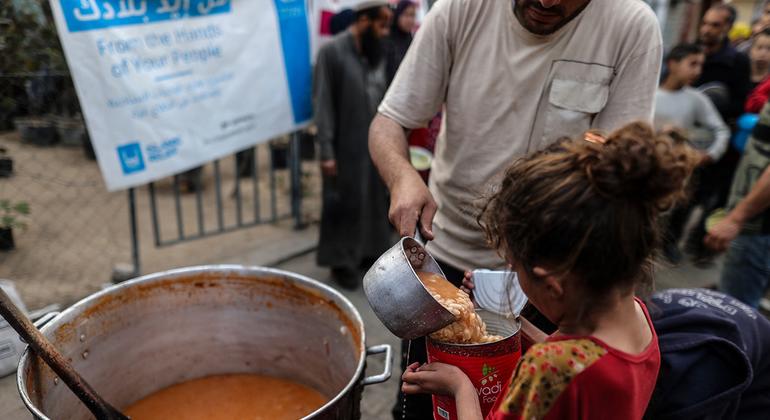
[746,77,770,113]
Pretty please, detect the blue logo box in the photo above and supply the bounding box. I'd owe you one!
[117,142,146,174]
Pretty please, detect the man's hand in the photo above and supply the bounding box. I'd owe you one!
[320,159,337,177]
[705,166,770,252]
[705,215,742,252]
[401,362,471,396]
[389,172,437,239]
[370,114,438,239]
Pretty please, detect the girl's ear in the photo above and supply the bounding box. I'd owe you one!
[533,266,564,300]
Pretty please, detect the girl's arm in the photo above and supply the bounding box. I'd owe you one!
[401,362,483,420]
[454,380,483,420]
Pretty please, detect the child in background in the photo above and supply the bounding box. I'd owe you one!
[655,44,729,168]
[745,29,770,111]
[401,123,697,419]
[748,28,770,91]
[654,43,730,264]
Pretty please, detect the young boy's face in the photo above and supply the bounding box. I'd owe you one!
[668,52,705,86]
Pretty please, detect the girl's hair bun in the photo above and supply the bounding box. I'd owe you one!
[479,122,699,304]
[581,122,697,211]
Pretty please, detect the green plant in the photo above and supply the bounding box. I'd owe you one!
[0,2,74,126]
[0,200,30,230]
[0,3,66,75]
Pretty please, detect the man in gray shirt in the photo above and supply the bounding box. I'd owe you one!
[370,0,662,274]
[369,0,663,418]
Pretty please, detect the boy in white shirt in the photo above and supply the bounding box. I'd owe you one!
[654,43,730,264]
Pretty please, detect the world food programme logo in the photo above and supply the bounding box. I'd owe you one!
[117,142,146,175]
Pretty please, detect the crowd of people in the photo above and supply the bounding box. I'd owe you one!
[311,0,770,419]
[651,3,770,313]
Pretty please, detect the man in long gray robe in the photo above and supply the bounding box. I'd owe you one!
[313,2,394,289]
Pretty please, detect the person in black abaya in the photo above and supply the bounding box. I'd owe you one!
[384,0,417,85]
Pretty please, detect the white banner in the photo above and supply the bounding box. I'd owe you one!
[50,0,313,191]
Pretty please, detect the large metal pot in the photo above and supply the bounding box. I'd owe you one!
[17,265,391,419]
[363,237,455,340]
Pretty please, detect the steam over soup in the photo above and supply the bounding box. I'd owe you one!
[416,271,503,344]
[124,374,327,420]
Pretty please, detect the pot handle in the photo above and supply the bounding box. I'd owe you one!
[362,344,392,386]
[33,311,60,329]
[18,311,60,344]
[413,229,424,244]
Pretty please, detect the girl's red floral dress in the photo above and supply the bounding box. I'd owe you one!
[487,299,660,420]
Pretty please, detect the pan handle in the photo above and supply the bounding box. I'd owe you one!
[33,312,60,329]
[362,344,392,386]
[413,229,424,244]
[19,312,60,344]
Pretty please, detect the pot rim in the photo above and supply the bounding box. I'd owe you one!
[16,264,367,420]
[428,319,522,348]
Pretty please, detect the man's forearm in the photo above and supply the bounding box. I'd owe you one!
[730,166,770,223]
[369,112,439,238]
[369,113,419,189]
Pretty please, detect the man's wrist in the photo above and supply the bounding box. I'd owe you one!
[388,161,422,190]
[727,206,749,225]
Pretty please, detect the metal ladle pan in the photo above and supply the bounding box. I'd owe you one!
[363,233,456,340]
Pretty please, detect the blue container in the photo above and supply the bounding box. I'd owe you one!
[733,113,760,153]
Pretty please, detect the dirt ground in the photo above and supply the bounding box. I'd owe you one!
[0,130,321,309]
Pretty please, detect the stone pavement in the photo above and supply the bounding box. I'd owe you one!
[0,222,727,419]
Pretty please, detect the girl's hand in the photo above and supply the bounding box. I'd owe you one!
[460,270,479,308]
[460,270,474,295]
[401,362,472,396]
